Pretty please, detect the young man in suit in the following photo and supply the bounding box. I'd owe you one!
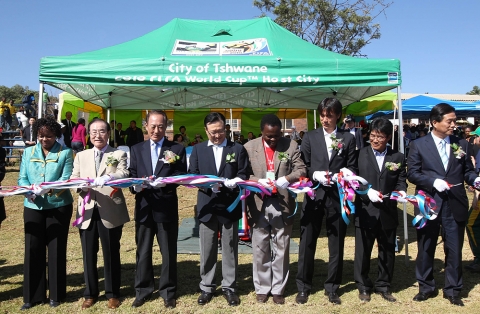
[70,118,130,310]
[408,103,480,306]
[61,111,75,148]
[129,110,186,309]
[22,117,37,147]
[244,114,306,304]
[296,98,358,305]
[188,112,249,307]
[354,117,407,303]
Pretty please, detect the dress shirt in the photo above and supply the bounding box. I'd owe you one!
[207,138,227,172]
[324,127,337,160]
[431,133,450,159]
[372,147,387,171]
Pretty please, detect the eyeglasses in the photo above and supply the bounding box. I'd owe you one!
[206,129,225,137]
[90,130,108,136]
[369,134,387,141]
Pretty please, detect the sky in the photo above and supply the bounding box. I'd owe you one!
[1,0,479,97]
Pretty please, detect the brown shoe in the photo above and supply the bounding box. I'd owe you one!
[82,298,97,309]
[256,294,268,303]
[107,298,120,309]
[272,295,285,304]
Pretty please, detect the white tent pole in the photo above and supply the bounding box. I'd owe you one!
[230,108,233,140]
[392,110,396,150]
[396,86,408,266]
[38,82,44,119]
[107,109,111,125]
[314,110,317,129]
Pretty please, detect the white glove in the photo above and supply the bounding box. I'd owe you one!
[93,175,111,187]
[149,179,166,188]
[396,190,408,203]
[433,179,450,192]
[211,183,222,193]
[367,188,383,203]
[258,178,272,188]
[312,171,332,185]
[133,184,147,192]
[26,193,36,203]
[224,177,243,189]
[340,167,355,178]
[275,176,290,189]
[32,184,49,196]
[474,177,480,189]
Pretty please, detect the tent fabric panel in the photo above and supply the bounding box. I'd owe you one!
[173,110,211,142]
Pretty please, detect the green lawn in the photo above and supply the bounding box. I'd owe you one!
[0,168,479,313]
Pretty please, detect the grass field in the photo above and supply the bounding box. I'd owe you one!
[1,167,480,313]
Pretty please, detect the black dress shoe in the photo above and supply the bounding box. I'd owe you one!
[21,300,44,310]
[413,291,435,302]
[164,298,176,309]
[325,291,341,305]
[131,298,146,308]
[377,291,396,302]
[222,290,240,306]
[295,291,309,304]
[358,290,371,302]
[443,293,464,306]
[197,291,214,305]
[49,299,60,307]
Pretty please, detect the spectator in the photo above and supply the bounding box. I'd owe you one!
[247,132,256,141]
[191,134,204,145]
[179,125,190,147]
[125,120,144,147]
[61,111,76,148]
[22,117,37,147]
[24,93,36,118]
[18,117,74,310]
[173,133,184,144]
[225,124,232,141]
[17,109,28,130]
[56,123,67,148]
[115,122,126,146]
[71,118,87,153]
[342,114,364,150]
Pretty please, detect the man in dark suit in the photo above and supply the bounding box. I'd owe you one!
[188,112,249,307]
[61,111,76,148]
[354,117,407,303]
[22,117,37,147]
[296,98,358,305]
[407,103,479,306]
[115,122,126,146]
[126,120,144,147]
[342,114,364,150]
[129,110,186,309]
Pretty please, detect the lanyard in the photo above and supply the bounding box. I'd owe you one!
[263,139,275,171]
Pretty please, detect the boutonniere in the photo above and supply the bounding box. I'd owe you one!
[278,152,290,162]
[226,152,236,163]
[385,162,401,171]
[163,150,180,164]
[330,134,344,154]
[451,143,466,159]
[105,156,119,167]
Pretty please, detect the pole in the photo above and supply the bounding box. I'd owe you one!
[38,83,44,119]
[397,86,408,266]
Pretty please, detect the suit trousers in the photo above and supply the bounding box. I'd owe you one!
[354,223,396,292]
[23,204,73,303]
[252,201,292,295]
[79,207,123,299]
[416,201,465,297]
[296,196,347,293]
[134,214,178,300]
[199,217,238,293]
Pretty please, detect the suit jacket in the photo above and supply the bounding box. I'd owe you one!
[115,129,126,146]
[126,127,144,147]
[244,137,306,226]
[71,146,130,229]
[22,125,37,145]
[129,139,186,223]
[300,128,358,203]
[407,133,477,222]
[188,140,249,224]
[354,146,407,229]
[341,125,364,150]
[61,119,76,145]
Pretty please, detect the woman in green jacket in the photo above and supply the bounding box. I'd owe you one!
[18,117,74,310]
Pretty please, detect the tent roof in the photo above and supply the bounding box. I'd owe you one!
[40,17,401,110]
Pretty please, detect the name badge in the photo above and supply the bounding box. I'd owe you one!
[266,171,275,180]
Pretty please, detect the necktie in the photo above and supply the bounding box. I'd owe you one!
[95,151,103,174]
[151,142,159,174]
[439,140,449,170]
[30,126,33,141]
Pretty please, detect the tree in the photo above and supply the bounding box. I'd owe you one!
[0,84,37,103]
[467,86,480,95]
[253,0,392,57]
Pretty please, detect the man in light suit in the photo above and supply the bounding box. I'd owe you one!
[71,118,130,310]
[354,118,407,303]
[129,110,186,309]
[296,98,358,305]
[244,114,306,304]
[408,103,480,306]
[61,111,75,148]
[188,112,249,306]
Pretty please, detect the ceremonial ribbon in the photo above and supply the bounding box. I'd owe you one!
[286,177,315,218]
[390,190,438,229]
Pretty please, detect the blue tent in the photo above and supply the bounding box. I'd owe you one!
[366,95,480,120]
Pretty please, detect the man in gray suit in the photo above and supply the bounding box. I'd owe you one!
[188,112,249,306]
[244,114,306,304]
